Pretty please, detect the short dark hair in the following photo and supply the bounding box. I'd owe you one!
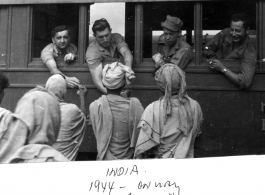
[92,18,111,35]
[231,13,251,30]
[51,25,71,37]
[0,73,9,92]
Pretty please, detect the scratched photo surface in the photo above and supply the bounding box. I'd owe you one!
[0,0,263,162]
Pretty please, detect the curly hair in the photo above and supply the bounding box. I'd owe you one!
[231,13,251,30]
[92,18,111,35]
[0,73,9,92]
[51,25,72,37]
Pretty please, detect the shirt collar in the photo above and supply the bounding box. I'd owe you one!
[53,43,68,55]
[53,43,59,54]
[167,36,183,56]
[94,34,117,57]
[225,35,250,56]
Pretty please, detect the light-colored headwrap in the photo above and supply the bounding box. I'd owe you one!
[45,74,67,102]
[0,87,68,163]
[102,62,135,90]
[155,63,187,122]
[45,75,86,161]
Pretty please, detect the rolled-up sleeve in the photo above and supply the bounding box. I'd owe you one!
[41,44,54,64]
[85,45,103,69]
[112,33,128,51]
[238,50,257,89]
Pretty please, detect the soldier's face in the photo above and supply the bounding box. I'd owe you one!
[94,28,111,48]
[52,30,70,50]
[163,28,181,46]
[230,21,248,43]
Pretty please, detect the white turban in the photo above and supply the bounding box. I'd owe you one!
[45,74,67,102]
[102,62,135,90]
[155,63,187,123]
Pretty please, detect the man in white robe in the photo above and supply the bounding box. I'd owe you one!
[90,62,144,160]
[134,64,203,159]
[46,74,87,161]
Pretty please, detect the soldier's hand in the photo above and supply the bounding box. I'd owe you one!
[64,53,76,63]
[152,53,163,63]
[209,59,225,72]
[65,76,80,88]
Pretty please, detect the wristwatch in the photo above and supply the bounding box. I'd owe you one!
[222,68,227,74]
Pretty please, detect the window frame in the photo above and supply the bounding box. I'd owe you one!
[27,1,263,72]
[28,4,90,68]
[132,1,260,72]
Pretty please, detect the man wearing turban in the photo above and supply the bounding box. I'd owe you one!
[0,73,12,141]
[0,87,69,163]
[134,64,203,159]
[153,15,194,71]
[45,74,87,161]
[89,62,144,160]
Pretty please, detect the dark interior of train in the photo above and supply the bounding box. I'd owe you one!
[125,1,256,58]
[32,4,79,58]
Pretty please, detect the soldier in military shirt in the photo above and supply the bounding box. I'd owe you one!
[86,18,133,94]
[153,15,194,71]
[41,25,80,88]
[203,13,256,89]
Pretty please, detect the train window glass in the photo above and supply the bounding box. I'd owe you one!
[32,4,79,58]
[202,1,256,62]
[143,2,194,59]
[89,3,125,44]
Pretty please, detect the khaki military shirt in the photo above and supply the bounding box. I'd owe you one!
[86,33,128,69]
[41,43,77,64]
[203,28,257,88]
[161,36,194,69]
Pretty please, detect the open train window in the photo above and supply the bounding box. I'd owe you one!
[89,3,125,41]
[32,4,79,60]
[142,2,194,59]
[202,0,256,63]
[152,30,187,56]
[89,2,126,63]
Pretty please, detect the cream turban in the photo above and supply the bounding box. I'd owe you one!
[102,62,135,90]
[155,63,187,121]
[45,74,67,102]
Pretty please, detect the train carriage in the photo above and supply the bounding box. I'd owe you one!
[0,0,265,159]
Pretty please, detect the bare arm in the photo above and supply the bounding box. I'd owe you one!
[209,59,242,86]
[222,67,255,89]
[77,85,87,114]
[45,58,63,75]
[119,46,133,68]
[89,64,107,94]
[222,69,242,86]
[209,58,256,89]
[45,59,80,88]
